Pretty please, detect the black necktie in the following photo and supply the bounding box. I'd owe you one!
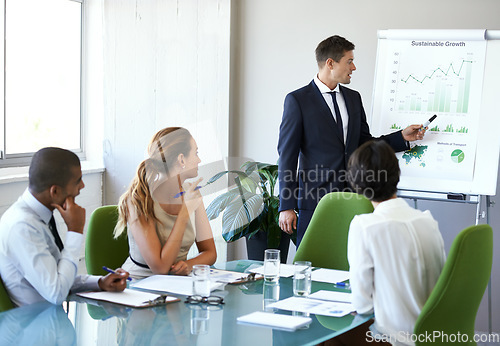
[49,216,64,251]
[328,91,344,142]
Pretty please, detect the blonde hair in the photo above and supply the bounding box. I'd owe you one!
[114,127,193,238]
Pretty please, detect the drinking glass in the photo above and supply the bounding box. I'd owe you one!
[293,261,312,297]
[263,249,280,282]
[192,264,211,297]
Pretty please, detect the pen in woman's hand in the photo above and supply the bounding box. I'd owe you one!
[174,185,202,198]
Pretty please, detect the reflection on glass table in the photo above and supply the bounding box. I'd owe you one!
[0,301,76,345]
[0,260,373,346]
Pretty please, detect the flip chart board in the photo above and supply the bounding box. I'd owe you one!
[371,29,500,195]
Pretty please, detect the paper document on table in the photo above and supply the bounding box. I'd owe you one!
[311,268,349,284]
[309,290,352,303]
[249,264,295,277]
[77,289,179,308]
[209,269,263,284]
[237,311,312,331]
[131,275,224,295]
[268,296,354,317]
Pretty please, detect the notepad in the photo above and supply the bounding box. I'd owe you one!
[248,264,295,278]
[209,269,264,284]
[237,311,312,331]
[309,290,352,303]
[311,268,350,284]
[131,275,225,295]
[268,296,354,318]
[77,289,179,308]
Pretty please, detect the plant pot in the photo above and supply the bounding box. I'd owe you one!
[245,230,290,263]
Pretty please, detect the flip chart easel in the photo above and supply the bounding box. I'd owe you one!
[371,29,500,333]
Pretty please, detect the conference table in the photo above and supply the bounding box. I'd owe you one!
[0,260,372,346]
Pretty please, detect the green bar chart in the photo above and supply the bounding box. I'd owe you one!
[395,59,473,114]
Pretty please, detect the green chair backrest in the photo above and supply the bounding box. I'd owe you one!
[293,192,374,270]
[85,205,129,276]
[414,224,493,346]
[0,274,14,312]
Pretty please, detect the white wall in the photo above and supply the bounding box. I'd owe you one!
[230,0,500,332]
[99,0,231,265]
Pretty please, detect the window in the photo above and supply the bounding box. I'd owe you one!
[0,0,83,166]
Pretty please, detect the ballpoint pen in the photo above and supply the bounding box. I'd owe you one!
[174,185,202,198]
[334,282,350,288]
[102,266,132,281]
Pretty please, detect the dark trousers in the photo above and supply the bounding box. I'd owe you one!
[296,209,314,248]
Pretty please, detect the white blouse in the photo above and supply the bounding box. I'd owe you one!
[347,198,446,345]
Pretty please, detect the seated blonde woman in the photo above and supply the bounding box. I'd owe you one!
[114,127,216,279]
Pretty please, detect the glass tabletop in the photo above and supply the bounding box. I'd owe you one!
[0,260,371,346]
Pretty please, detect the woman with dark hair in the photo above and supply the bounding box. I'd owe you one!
[330,140,445,345]
[114,127,216,279]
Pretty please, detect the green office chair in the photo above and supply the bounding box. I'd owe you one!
[85,205,129,276]
[294,192,374,270]
[414,224,493,346]
[0,274,15,312]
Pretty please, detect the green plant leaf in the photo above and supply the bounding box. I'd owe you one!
[222,214,263,242]
[238,171,260,194]
[205,170,249,185]
[221,192,264,241]
[269,196,280,210]
[207,160,282,247]
[266,222,282,249]
[206,188,241,220]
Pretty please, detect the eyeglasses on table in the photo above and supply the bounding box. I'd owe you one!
[184,295,224,306]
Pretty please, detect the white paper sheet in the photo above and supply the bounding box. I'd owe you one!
[131,275,224,295]
[249,264,295,278]
[237,311,312,331]
[268,296,354,318]
[77,289,178,308]
[209,269,262,283]
[309,290,352,303]
[311,268,349,284]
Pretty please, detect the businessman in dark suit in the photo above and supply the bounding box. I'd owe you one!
[278,35,425,246]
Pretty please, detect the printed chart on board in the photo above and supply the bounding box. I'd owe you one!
[374,37,486,183]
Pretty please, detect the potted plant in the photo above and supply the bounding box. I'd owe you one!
[205,161,295,262]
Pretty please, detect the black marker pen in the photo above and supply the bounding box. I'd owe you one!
[421,114,437,130]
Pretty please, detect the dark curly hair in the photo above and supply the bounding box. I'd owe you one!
[347,140,400,202]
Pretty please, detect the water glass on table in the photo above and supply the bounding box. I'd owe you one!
[293,261,312,297]
[263,249,280,282]
[192,264,211,297]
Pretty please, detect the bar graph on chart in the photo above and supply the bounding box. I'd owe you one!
[390,54,475,115]
[373,36,486,183]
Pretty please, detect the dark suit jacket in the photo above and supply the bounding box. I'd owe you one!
[278,81,407,212]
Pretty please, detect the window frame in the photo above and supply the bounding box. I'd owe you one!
[0,0,85,167]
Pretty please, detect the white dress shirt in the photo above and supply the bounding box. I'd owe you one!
[314,74,349,143]
[0,189,100,306]
[348,198,446,345]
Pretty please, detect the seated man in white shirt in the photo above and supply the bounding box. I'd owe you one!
[0,147,129,307]
[330,140,446,346]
